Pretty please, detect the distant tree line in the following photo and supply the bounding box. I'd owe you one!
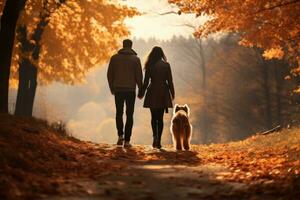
[133,35,300,143]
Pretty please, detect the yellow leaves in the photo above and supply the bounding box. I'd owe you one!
[289,28,299,38]
[169,0,300,88]
[193,128,300,183]
[1,114,300,199]
[291,66,300,76]
[9,79,18,89]
[215,171,231,180]
[293,86,300,93]
[0,0,4,16]
[238,38,254,48]
[263,47,284,60]
[10,0,138,85]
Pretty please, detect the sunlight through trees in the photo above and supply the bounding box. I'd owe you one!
[169,0,300,92]
[0,0,138,115]
[11,0,138,85]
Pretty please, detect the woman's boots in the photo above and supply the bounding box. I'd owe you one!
[152,118,163,149]
[152,135,162,149]
[157,135,162,149]
[152,136,158,148]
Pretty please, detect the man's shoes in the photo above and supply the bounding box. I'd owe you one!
[152,137,158,148]
[157,140,162,149]
[157,137,162,149]
[157,142,162,149]
[124,141,132,148]
[117,136,124,146]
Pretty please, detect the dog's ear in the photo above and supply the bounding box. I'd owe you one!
[183,104,190,116]
[174,104,179,114]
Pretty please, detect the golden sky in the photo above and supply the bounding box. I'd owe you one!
[119,0,204,40]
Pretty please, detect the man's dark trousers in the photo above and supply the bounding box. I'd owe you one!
[114,91,136,142]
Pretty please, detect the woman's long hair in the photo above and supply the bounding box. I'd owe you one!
[145,46,167,71]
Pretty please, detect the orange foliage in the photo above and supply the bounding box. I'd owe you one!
[0,0,4,14]
[169,0,300,78]
[10,0,138,85]
[1,114,299,199]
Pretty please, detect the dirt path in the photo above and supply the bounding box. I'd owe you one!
[42,145,249,200]
[1,116,299,199]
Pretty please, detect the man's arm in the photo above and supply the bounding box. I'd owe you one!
[135,58,143,95]
[107,57,115,95]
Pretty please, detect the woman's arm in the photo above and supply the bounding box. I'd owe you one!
[138,69,150,98]
[167,64,175,100]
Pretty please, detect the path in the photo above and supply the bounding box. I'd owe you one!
[42,145,250,200]
[1,115,298,199]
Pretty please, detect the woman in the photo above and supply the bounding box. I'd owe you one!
[138,46,175,149]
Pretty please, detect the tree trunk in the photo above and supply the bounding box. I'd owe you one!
[26,66,37,116]
[262,62,272,129]
[197,38,209,143]
[14,24,38,116]
[274,61,283,126]
[14,0,64,116]
[15,58,37,116]
[199,40,206,88]
[255,48,272,129]
[0,0,26,113]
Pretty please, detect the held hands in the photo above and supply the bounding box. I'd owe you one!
[137,91,143,99]
[137,93,143,99]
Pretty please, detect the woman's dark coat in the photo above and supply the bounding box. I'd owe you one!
[139,60,175,109]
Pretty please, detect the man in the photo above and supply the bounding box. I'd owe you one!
[107,39,143,147]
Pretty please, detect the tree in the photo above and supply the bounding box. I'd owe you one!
[0,1,5,14]
[0,0,27,113]
[15,0,66,116]
[169,0,300,91]
[254,48,273,129]
[10,0,138,116]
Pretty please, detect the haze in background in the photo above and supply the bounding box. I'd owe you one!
[10,1,297,145]
[119,0,204,40]
[32,38,203,145]
[26,0,203,145]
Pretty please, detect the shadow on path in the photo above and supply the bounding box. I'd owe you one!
[41,145,267,200]
[105,145,202,166]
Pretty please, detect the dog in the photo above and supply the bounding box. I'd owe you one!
[170,104,192,151]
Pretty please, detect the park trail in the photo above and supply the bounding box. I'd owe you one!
[1,115,299,200]
[43,144,248,200]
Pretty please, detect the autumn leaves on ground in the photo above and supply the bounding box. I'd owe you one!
[0,114,299,200]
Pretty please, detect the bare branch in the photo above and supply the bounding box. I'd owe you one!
[159,11,178,15]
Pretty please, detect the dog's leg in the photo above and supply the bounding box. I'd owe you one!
[176,133,183,151]
[175,134,182,150]
[183,135,189,151]
[172,123,182,151]
[183,125,191,150]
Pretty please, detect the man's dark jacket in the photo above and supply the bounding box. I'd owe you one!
[107,48,143,93]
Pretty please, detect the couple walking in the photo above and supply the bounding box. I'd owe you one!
[107,39,175,149]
